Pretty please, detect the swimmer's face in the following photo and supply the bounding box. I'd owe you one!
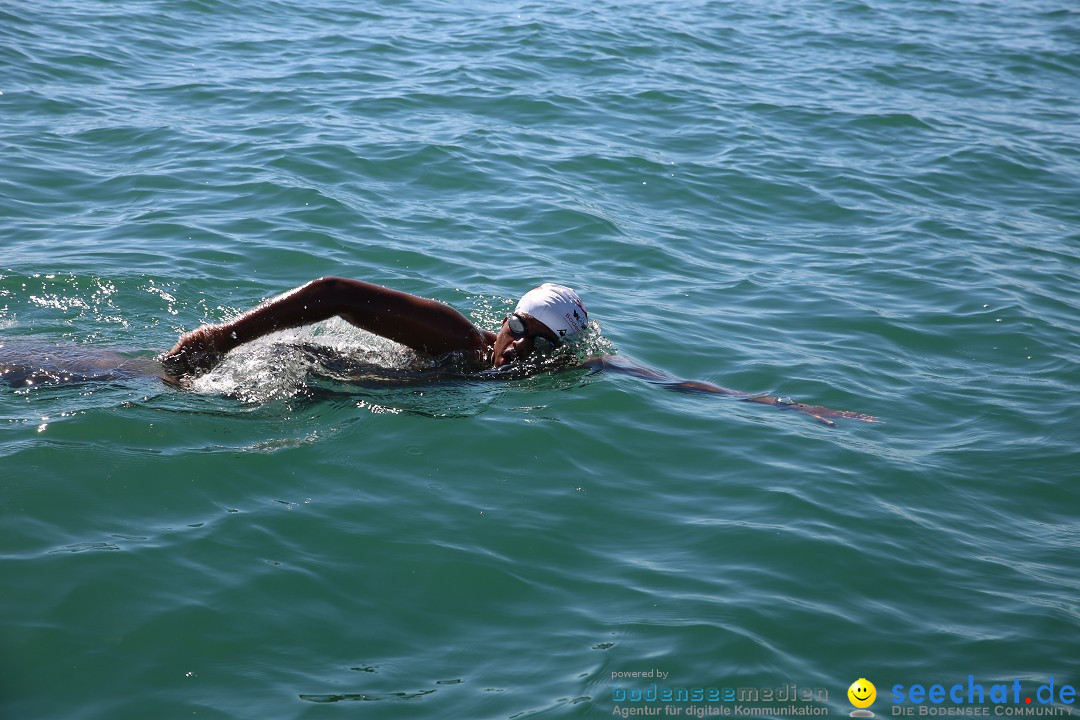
[492,313,560,368]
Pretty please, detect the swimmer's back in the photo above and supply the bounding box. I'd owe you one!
[0,340,160,387]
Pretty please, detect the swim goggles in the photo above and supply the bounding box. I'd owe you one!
[507,313,558,351]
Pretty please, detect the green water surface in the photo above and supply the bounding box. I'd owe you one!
[2,0,1078,718]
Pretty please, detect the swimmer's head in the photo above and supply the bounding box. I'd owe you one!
[491,284,588,368]
[514,283,589,340]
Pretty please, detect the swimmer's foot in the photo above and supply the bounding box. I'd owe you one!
[158,324,231,377]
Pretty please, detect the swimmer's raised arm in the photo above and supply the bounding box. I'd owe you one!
[160,277,491,376]
[582,354,879,426]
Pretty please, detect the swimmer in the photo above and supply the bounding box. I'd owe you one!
[159,277,878,425]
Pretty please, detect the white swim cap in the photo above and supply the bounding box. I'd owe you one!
[514,283,589,339]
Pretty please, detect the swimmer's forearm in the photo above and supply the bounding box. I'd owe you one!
[584,355,745,396]
[585,354,878,425]
[222,278,359,348]
[658,377,878,424]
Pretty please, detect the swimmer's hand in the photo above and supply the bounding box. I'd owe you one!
[158,324,230,377]
[768,398,880,427]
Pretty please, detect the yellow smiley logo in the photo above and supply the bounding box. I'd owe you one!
[848,678,877,709]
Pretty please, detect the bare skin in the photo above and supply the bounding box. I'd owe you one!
[159,277,879,426]
[581,355,878,427]
[0,342,161,386]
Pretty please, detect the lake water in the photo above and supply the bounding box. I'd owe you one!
[2,0,1078,718]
